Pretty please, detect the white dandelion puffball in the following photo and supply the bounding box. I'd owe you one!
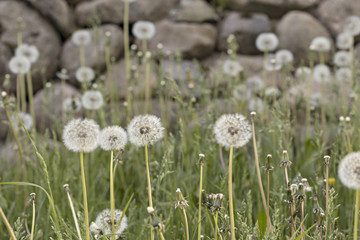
[222,59,243,76]
[246,76,264,93]
[90,209,128,239]
[336,32,353,50]
[275,49,294,65]
[81,90,104,110]
[11,112,33,132]
[336,67,351,82]
[132,21,156,40]
[127,114,164,147]
[264,86,281,99]
[9,56,31,74]
[62,97,82,113]
[248,98,265,114]
[338,152,360,189]
[310,37,331,52]
[63,118,100,152]
[343,16,360,36]
[255,33,279,52]
[56,70,70,81]
[15,44,39,63]
[333,51,350,67]
[72,29,92,46]
[232,84,251,101]
[76,66,95,83]
[99,126,128,151]
[213,114,252,149]
[312,64,331,83]
[264,54,282,72]
[295,67,312,79]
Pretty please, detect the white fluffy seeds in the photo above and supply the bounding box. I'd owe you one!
[72,29,92,46]
[99,126,128,151]
[132,21,156,40]
[9,56,31,74]
[127,115,164,147]
[222,59,243,76]
[90,209,128,239]
[81,90,104,110]
[15,44,39,63]
[338,152,360,189]
[255,33,279,52]
[76,67,95,83]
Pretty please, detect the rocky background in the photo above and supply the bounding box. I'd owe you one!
[0,0,359,140]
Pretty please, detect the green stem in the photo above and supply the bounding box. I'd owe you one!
[182,209,189,240]
[30,197,35,240]
[110,151,115,240]
[214,212,219,240]
[80,152,90,240]
[80,44,85,67]
[142,39,147,54]
[0,206,17,240]
[325,164,329,239]
[354,189,360,240]
[19,73,26,113]
[198,162,203,240]
[26,71,36,129]
[228,146,235,240]
[144,54,151,113]
[105,43,115,124]
[65,187,82,240]
[145,144,154,240]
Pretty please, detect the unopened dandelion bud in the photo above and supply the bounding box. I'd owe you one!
[324,155,330,165]
[147,206,155,214]
[345,116,351,122]
[175,188,189,210]
[328,178,335,187]
[199,153,205,164]
[290,184,298,195]
[1,91,7,98]
[45,82,52,88]
[339,116,345,122]
[131,44,137,51]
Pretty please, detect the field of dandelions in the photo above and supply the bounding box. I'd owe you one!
[2,5,360,240]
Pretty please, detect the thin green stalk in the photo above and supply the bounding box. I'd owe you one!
[325,159,329,239]
[80,152,90,240]
[110,151,116,240]
[124,0,131,123]
[17,75,21,111]
[80,44,85,67]
[214,212,219,240]
[198,159,204,240]
[105,40,115,124]
[228,146,235,240]
[30,193,36,240]
[64,185,82,240]
[142,39,147,54]
[0,206,17,240]
[19,73,26,113]
[354,189,360,240]
[158,229,165,240]
[26,71,36,129]
[144,54,151,113]
[251,113,272,231]
[144,144,154,240]
[182,209,189,240]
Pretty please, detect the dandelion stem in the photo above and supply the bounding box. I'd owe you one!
[267,172,270,212]
[144,53,151,113]
[228,146,236,240]
[214,212,220,240]
[158,228,165,240]
[64,185,82,240]
[80,44,85,67]
[144,143,154,240]
[182,209,189,240]
[105,40,115,124]
[30,194,36,240]
[325,162,329,239]
[198,159,204,240]
[110,150,116,240]
[19,73,26,113]
[251,114,272,231]
[354,189,360,240]
[0,206,16,240]
[26,70,36,129]
[80,151,90,240]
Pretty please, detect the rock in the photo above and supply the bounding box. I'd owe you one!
[66,0,87,6]
[76,0,179,26]
[317,0,360,37]
[277,11,333,65]
[145,20,217,59]
[217,12,271,54]
[61,24,124,84]
[33,82,83,133]
[227,0,320,18]
[0,0,62,92]
[23,0,75,37]
[106,58,158,99]
[170,0,219,23]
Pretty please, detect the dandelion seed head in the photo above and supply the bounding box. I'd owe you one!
[81,90,104,110]
[248,97,265,114]
[310,37,331,52]
[336,67,351,82]
[246,76,264,93]
[11,112,32,132]
[9,56,30,74]
[56,68,69,81]
[275,49,294,65]
[336,32,353,50]
[75,66,95,83]
[127,115,164,147]
[312,64,331,83]
[264,86,281,99]
[222,59,243,76]
[232,84,251,101]
[99,126,128,151]
[333,51,351,67]
[263,54,282,72]
[213,114,252,149]
[62,97,82,113]
[62,118,100,152]
[132,21,156,40]
[338,152,360,189]
[90,209,128,239]
[343,16,360,36]
[295,67,312,79]
[72,29,92,46]
[255,33,279,52]
[15,44,39,63]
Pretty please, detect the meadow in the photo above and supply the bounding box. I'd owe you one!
[1,6,360,240]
